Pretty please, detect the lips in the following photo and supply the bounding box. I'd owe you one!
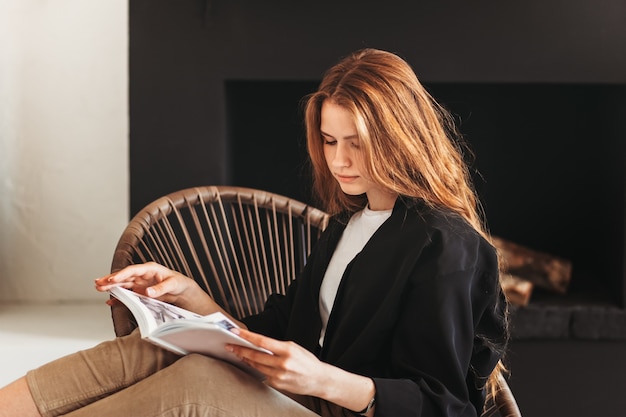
[335,174,359,183]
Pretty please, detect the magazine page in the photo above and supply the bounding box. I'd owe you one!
[109,286,202,336]
[150,324,271,379]
[155,314,271,354]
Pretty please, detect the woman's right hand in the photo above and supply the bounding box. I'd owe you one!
[95,262,216,315]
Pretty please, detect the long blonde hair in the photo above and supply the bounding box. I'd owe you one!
[304,48,507,395]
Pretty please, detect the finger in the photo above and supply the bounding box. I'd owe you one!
[239,356,278,378]
[99,263,168,289]
[234,329,286,355]
[95,275,135,292]
[227,344,278,374]
[105,298,121,306]
[143,277,181,298]
[113,263,160,281]
[94,273,114,286]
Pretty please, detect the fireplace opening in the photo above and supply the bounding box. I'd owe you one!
[225,80,626,315]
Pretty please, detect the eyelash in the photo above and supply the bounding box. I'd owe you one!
[322,138,360,149]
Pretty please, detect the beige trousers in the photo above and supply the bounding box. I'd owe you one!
[26,330,350,417]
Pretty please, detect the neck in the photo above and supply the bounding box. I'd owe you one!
[366,192,397,211]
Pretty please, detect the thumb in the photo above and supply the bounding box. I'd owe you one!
[145,277,178,299]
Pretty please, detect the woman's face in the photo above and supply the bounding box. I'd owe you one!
[320,100,396,211]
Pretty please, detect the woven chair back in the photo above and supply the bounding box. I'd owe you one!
[110,185,329,336]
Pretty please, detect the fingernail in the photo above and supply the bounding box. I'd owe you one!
[146,288,155,296]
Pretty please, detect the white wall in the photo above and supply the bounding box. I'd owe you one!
[0,0,128,302]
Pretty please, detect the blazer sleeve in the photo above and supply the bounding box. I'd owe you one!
[372,236,506,416]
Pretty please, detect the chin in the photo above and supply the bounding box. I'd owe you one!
[338,184,356,194]
[339,186,366,196]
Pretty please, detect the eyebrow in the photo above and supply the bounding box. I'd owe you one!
[320,130,359,140]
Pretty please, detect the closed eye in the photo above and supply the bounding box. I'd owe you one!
[321,131,360,148]
[321,133,337,145]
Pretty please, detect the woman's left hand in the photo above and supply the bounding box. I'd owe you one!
[94,262,218,316]
[226,329,330,397]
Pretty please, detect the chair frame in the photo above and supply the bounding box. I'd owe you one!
[483,373,522,417]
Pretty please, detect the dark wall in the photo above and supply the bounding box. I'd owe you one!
[129,2,626,415]
[129,0,626,214]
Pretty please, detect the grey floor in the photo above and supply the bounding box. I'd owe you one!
[0,301,115,387]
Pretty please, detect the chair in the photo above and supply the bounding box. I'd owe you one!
[110,185,521,417]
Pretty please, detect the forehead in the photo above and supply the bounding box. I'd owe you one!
[320,100,358,137]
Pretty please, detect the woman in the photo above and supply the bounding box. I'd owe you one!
[0,48,508,417]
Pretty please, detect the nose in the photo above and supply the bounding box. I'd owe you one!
[331,142,351,169]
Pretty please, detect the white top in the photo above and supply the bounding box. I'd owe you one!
[318,206,393,346]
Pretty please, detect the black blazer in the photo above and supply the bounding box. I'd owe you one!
[242,198,508,417]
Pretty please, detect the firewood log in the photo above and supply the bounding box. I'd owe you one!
[492,236,572,294]
[500,273,534,306]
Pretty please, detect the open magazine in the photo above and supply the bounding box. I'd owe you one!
[109,286,271,378]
